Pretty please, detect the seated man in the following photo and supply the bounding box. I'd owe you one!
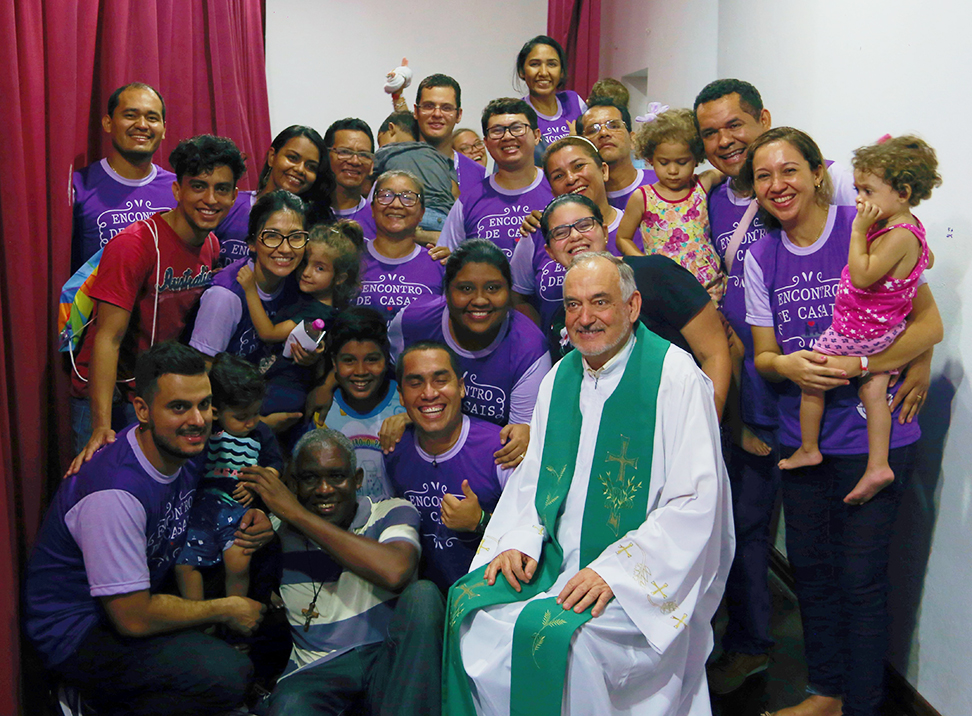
[24,342,269,716]
[239,428,444,716]
[385,341,512,591]
[443,253,734,715]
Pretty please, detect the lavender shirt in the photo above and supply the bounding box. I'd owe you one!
[384,415,510,590]
[24,425,200,667]
[71,158,175,270]
[388,296,552,426]
[334,197,378,239]
[214,190,257,268]
[744,205,921,454]
[524,90,588,145]
[438,171,554,259]
[606,168,657,211]
[354,239,445,322]
[455,150,487,197]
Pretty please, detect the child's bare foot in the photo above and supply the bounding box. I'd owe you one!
[741,425,772,456]
[769,694,842,716]
[843,466,894,505]
[779,446,822,471]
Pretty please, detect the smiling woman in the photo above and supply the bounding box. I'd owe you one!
[189,190,308,367]
[516,35,588,145]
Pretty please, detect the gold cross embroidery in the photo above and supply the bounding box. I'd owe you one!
[616,542,634,557]
[671,613,688,629]
[650,581,669,598]
[475,541,491,555]
[606,436,638,484]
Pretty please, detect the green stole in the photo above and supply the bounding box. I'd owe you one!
[443,324,669,716]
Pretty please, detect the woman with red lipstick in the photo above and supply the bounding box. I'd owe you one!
[740,128,942,716]
[215,125,331,267]
[387,240,552,468]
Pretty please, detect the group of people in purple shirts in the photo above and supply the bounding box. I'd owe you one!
[25,28,944,716]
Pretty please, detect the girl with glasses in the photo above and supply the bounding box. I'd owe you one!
[189,191,315,435]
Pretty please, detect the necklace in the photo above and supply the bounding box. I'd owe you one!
[301,538,326,631]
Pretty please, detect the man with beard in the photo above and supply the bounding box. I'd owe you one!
[72,83,175,271]
[25,342,269,716]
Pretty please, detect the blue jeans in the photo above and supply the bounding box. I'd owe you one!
[722,425,780,655]
[419,207,448,232]
[261,580,444,716]
[781,443,915,716]
[70,395,137,454]
[55,622,252,716]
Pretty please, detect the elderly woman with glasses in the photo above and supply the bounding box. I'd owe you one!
[354,170,447,322]
[189,190,314,431]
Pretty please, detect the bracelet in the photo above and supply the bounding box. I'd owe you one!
[477,509,491,532]
[859,355,869,376]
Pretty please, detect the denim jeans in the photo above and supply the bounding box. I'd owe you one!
[419,207,448,233]
[70,395,137,454]
[55,622,252,716]
[780,443,915,716]
[722,425,781,655]
[262,580,445,716]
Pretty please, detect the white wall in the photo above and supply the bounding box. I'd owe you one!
[265,0,547,144]
[602,0,970,711]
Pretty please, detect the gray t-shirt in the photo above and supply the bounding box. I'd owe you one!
[373,142,458,214]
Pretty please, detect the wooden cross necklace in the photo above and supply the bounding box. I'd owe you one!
[301,538,325,631]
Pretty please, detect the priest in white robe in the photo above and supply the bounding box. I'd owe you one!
[442,252,735,716]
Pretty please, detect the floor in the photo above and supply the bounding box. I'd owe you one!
[710,568,809,716]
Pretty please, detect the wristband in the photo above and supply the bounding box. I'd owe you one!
[477,509,491,532]
[859,355,869,376]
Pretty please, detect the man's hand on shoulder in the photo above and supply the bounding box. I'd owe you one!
[485,549,537,593]
[557,567,614,617]
[66,427,116,477]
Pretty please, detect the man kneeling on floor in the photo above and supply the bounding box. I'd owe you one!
[240,427,444,716]
[24,341,270,716]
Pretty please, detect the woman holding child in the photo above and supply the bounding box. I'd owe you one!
[740,127,941,716]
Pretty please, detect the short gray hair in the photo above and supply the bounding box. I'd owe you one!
[373,169,425,208]
[292,428,357,475]
[566,251,637,302]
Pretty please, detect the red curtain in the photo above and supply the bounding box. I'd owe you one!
[547,0,601,99]
[0,1,270,712]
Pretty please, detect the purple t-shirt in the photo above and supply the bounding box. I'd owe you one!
[744,205,921,454]
[708,180,778,427]
[606,167,658,212]
[71,158,176,270]
[354,239,445,322]
[24,425,201,667]
[524,91,588,145]
[438,171,554,259]
[388,296,552,426]
[384,415,510,590]
[334,197,377,239]
[455,150,487,198]
[214,191,256,268]
[188,256,299,368]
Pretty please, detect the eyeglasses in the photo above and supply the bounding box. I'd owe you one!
[329,147,375,163]
[486,122,530,140]
[457,139,485,152]
[417,102,458,116]
[581,119,626,137]
[549,216,598,242]
[375,189,421,207]
[258,229,309,249]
